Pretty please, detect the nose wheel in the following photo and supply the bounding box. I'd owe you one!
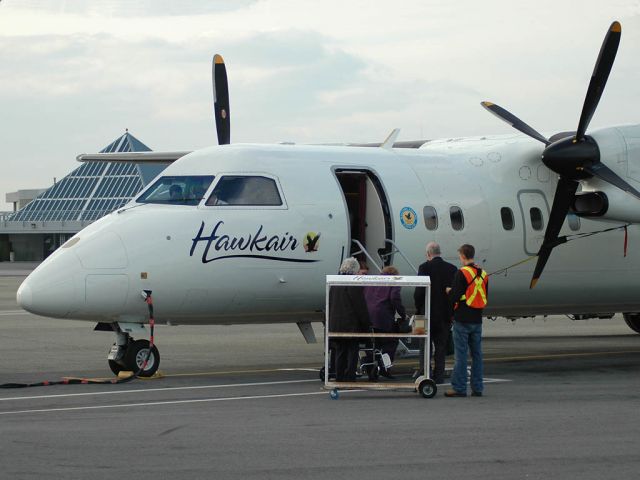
[107,338,160,377]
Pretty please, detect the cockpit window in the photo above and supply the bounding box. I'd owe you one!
[206,176,283,206]
[137,176,215,205]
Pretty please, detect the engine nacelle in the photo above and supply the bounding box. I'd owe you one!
[578,125,640,223]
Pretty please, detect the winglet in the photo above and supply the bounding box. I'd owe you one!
[381,128,400,150]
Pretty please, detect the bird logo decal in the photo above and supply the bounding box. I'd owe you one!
[400,207,418,229]
[303,232,321,252]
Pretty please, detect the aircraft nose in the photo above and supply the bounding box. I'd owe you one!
[17,250,83,318]
[16,281,32,308]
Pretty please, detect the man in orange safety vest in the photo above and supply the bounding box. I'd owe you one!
[444,244,488,397]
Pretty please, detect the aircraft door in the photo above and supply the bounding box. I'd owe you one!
[334,169,392,268]
[517,190,550,255]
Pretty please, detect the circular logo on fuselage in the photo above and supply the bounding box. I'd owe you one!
[400,207,418,229]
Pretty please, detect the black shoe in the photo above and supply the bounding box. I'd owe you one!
[471,391,483,397]
[444,390,467,397]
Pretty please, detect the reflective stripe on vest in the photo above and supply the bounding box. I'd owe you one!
[459,265,488,308]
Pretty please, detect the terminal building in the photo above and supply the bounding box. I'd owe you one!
[0,132,164,261]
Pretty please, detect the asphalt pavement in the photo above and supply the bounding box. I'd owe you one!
[1,268,639,479]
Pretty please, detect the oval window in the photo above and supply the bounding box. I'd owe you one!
[450,206,464,231]
[501,207,514,231]
[530,207,544,231]
[423,206,438,230]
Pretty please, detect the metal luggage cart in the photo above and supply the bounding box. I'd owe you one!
[323,274,436,399]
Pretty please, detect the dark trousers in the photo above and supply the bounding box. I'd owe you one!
[365,328,399,371]
[335,338,359,382]
[430,320,450,384]
[419,317,450,383]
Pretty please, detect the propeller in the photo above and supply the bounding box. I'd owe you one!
[481,21,640,288]
[212,54,230,145]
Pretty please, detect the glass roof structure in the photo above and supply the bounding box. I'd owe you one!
[10,132,163,223]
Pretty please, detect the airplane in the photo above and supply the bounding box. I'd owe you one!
[15,22,640,377]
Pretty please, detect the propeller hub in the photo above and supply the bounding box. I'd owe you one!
[541,135,599,180]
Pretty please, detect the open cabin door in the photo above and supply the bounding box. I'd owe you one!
[334,169,392,270]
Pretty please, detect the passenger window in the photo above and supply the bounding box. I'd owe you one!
[450,206,464,231]
[423,206,438,230]
[137,176,215,205]
[567,213,580,231]
[206,176,282,206]
[501,207,514,231]
[530,207,544,231]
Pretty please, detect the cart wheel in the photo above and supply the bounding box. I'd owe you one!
[319,367,325,382]
[418,379,437,398]
[367,365,379,382]
[330,389,339,400]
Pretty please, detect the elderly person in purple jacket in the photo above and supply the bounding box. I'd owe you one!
[364,265,407,378]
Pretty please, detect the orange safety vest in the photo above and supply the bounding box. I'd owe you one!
[457,265,488,309]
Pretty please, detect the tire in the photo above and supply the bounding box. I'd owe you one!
[124,339,160,377]
[623,313,640,334]
[108,359,125,376]
[418,379,437,398]
[319,367,325,382]
[367,364,379,382]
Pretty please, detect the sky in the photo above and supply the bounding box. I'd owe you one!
[1,0,640,209]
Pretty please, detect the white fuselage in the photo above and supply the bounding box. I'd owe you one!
[16,128,640,325]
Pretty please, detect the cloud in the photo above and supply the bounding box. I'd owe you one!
[6,0,258,17]
[2,0,640,210]
[0,28,381,204]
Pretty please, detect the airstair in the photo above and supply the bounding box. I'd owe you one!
[349,238,420,358]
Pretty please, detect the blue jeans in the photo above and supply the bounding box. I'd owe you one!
[451,322,483,393]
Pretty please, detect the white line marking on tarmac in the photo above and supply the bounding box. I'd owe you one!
[278,368,320,372]
[0,390,365,416]
[0,310,30,316]
[0,377,511,402]
[0,379,318,402]
[0,377,511,415]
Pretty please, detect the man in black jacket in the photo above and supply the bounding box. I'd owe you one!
[329,257,371,382]
[414,242,457,384]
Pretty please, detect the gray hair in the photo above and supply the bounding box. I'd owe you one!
[339,257,360,274]
[426,242,441,256]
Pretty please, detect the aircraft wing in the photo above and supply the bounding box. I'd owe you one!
[76,151,191,164]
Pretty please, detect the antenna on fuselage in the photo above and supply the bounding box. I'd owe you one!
[380,128,400,150]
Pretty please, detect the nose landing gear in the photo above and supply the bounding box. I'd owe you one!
[103,323,161,377]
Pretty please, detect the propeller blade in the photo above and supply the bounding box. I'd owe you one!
[530,178,579,288]
[481,101,550,145]
[212,54,230,145]
[548,131,576,143]
[575,21,621,140]
[584,162,640,200]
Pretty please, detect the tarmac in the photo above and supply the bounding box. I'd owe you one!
[1,263,639,479]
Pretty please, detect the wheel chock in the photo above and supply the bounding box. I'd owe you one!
[139,370,164,380]
[117,371,134,379]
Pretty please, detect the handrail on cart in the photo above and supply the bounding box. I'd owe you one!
[379,238,418,274]
[351,239,382,272]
